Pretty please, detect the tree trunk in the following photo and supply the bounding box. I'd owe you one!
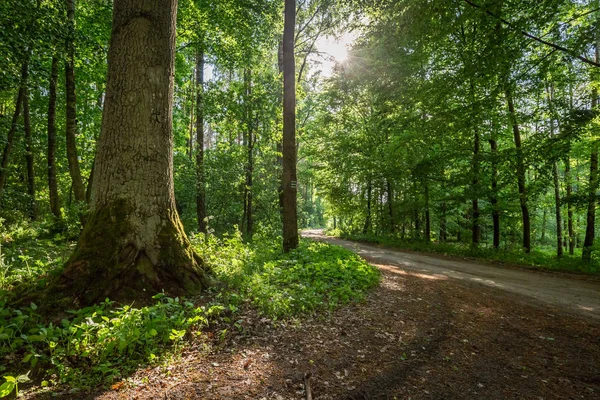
[282,0,298,252]
[506,88,531,253]
[65,0,86,203]
[363,181,372,234]
[23,64,37,220]
[244,69,254,238]
[583,32,600,263]
[387,179,394,232]
[489,137,500,249]
[195,48,207,234]
[425,183,431,242]
[552,161,563,257]
[565,158,574,255]
[55,0,209,306]
[47,56,61,219]
[0,63,26,199]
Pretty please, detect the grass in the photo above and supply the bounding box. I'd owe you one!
[0,221,380,397]
[329,230,599,274]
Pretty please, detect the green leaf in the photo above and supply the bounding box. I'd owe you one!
[0,381,15,397]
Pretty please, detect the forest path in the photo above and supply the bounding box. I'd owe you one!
[302,229,600,320]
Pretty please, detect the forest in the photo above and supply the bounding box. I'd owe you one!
[0,0,599,398]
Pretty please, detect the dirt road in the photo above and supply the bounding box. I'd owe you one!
[303,229,600,319]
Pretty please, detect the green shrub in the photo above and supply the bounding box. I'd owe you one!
[194,231,380,318]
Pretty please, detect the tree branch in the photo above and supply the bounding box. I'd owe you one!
[463,0,600,68]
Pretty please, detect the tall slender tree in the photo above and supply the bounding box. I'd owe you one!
[65,0,86,203]
[282,0,298,252]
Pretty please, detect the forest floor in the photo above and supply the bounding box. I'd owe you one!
[28,231,600,400]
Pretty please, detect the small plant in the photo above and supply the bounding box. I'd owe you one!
[0,372,30,398]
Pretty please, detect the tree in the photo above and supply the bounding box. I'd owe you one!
[65,0,86,204]
[282,0,299,252]
[55,0,210,305]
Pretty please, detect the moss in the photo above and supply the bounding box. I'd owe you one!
[44,199,211,307]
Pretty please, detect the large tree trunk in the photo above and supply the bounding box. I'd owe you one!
[55,0,209,306]
[506,88,531,253]
[47,56,62,219]
[65,0,86,203]
[23,65,37,220]
[282,0,298,252]
[195,48,207,234]
[0,63,26,199]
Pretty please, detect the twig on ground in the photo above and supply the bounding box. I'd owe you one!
[304,371,313,400]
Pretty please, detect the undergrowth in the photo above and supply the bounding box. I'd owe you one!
[331,230,599,274]
[193,230,380,318]
[0,221,379,397]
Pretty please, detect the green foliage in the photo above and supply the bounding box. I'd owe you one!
[0,294,223,388]
[194,231,380,318]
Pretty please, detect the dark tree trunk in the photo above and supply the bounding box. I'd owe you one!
[565,158,574,255]
[282,0,298,252]
[583,141,598,263]
[23,65,37,220]
[47,56,61,219]
[506,88,531,253]
[65,0,86,203]
[552,161,563,257]
[195,48,207,234]
[489,138,500,249]
[55,0,209,306]
[387,179,394,232]
[425,183,431,242]
[583,35,599,263]
[0,63,26,199]
[363,181,372,234]
[472,125,480,245]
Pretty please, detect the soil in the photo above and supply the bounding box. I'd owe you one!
[27,233,600,399]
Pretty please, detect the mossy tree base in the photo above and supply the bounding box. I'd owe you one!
[51,201,210,306]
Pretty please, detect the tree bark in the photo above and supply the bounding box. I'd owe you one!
[195,48,207,234]
[47,56,61,219]
[425,183,431,242]
[552,161,563,257]
[506,88,531,253]
[472,127,480,245]
[583,31,600,263]
[363,181,372,234]
[55,0,209,306]
[387,179,394,233]
[489,137,500,249]
[0,63,26,200]
[282,0,298,252]
[243,68,254,238]
[65,0,86,203]
[565,158,574,255]
[23,64,37,220]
